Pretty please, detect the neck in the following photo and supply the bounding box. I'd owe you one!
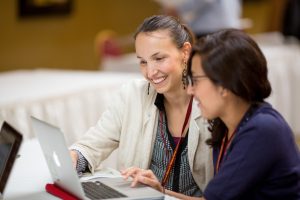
[163,90,192,109]
[221,99,251,137]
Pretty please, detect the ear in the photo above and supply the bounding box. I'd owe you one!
[182,42,192,61]
[219,86,228,97]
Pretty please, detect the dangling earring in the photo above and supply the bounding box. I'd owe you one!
[181,61,188,89]
[147,82,150,95]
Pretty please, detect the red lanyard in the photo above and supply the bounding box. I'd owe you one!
[216,129,237,173]
[160,97,193,187]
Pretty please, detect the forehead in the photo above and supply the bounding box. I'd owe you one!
[137,29,171,38]
[135,30,175,47]
[135,30,178,57]
[191,54,204,74]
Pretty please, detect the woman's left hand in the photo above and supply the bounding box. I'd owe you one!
[121,167,164,193]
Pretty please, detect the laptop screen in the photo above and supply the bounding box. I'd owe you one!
[0,122,22,194]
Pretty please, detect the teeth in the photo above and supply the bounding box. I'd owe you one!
[152,77,166,84]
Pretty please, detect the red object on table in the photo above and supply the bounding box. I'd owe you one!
[45,183,79,200]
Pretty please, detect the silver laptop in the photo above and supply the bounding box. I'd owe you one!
[0,122,23,199]
[31,117,164,200]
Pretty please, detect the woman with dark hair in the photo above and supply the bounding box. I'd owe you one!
[124,29,300,199]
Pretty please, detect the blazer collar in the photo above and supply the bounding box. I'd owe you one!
[188,99,204,167]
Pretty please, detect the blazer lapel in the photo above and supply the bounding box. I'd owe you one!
[188,101,202,169]
[140,94,159,169]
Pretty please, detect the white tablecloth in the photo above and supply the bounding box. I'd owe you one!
[254,32,300,136]
[0,69,142,145]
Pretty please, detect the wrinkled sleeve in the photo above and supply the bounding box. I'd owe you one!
[69,83,129,173]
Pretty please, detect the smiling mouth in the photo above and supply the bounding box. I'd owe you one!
[151,76,167,84]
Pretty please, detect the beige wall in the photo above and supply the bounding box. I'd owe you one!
[0,1,160,71]
[242,0,288,34]
[0,0,287,72]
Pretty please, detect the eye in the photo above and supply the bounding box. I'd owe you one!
[139,60,147,66]
[192,77,199,84]
[155,57,165,62]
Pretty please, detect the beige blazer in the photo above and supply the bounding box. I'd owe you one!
[71,79,213,191]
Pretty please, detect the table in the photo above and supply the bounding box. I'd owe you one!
[4,139,177,200]
[4,139,56,199]
[0,69,142,146]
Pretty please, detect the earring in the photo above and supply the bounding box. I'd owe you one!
[147,82,150,95]
[181,61,188,89]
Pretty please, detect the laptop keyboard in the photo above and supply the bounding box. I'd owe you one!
[82,181,127,199]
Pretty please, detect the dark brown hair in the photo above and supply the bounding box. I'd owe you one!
[134,15,195,48]
[188,29,272,147]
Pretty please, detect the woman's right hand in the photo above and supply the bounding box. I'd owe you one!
[70,150,78,169]
[121,167,164,193]
[121,167,205,200]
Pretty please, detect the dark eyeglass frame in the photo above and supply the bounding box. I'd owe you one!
[186,74,208,86]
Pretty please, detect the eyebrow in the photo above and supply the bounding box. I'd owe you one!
[137,52,161,60]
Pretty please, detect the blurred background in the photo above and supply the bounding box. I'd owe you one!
[0,3,299,193]
[0,0,296,72]
[0,0,299,148]
[0,0,158,71]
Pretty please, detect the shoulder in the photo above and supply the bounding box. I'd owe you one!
[115,79,157,106]
[116,79,149,98]
[251,103,291,134]
[239,103,293,143]
[120,79,148,91]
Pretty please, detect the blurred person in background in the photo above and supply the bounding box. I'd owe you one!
[282,0,300,40]
[155,0,242,39]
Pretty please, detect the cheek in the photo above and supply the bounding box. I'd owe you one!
[194,85,210,99]
[163,56,182,73]
[195,86,221,116]
[161,60,177,73]
[140,67,148,78]
[205,92,224,118]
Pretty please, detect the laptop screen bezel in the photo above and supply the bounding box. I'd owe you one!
[0,121,23,194]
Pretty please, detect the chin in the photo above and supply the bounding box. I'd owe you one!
[201,111,212,120]
[153,83,169,94]
[155,87,166,94]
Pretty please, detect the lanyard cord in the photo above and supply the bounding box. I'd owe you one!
[216,104,255,173]
[160,97,193,187]
[216,129,237,173]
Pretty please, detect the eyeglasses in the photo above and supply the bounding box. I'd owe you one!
[186,74,208,86]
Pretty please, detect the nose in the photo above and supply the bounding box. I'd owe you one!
[147,63,158,78]
[147,68,157,78]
